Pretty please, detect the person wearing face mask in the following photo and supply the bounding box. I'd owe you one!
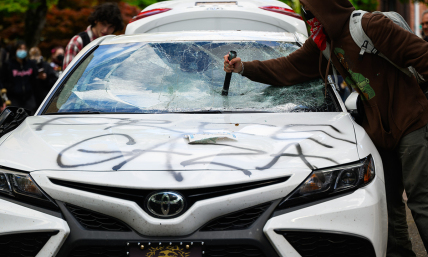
[0,41,38,113]
[63,2,124,70]
[29,47,58,107]
[50,46,64,77]
[224,0,428,256]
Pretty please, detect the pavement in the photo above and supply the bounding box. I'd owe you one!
[405,193,427,257]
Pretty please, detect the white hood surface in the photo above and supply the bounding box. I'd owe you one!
[0,113,358,181]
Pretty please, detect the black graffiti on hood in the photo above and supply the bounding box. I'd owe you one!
[47,117,355,181]
[180,144,266,177]
[57,133,191,173]
[277,130,355,145]
[34,117,174,131]
[256,142,339,171]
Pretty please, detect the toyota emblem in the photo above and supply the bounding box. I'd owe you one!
[146,192,185,218]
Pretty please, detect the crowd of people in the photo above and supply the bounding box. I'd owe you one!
[0,2,123,114]
[0,40,63,114]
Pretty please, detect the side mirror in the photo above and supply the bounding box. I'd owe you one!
[345,92,364,125]
[0,107,31,138]
[345,91,359,113]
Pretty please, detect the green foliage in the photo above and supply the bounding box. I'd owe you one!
[0,0,29,13]
[124,0,164,9]
[278,0,301,14]
[0,0,58,13]
[349,0,378,11]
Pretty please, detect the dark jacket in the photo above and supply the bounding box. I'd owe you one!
[242,0,428,150]
[34,59,58,106]
[1,58,38,106]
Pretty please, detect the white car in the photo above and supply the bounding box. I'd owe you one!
[125,0,308,36]
[0,30,386,257]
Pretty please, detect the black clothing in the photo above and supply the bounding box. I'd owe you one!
[0,58,38,112]
[34,59,58,107]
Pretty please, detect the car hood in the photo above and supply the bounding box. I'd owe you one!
[0,113,358,176]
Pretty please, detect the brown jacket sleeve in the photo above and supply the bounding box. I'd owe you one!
[242,38,327,86]
[362,13,428,80]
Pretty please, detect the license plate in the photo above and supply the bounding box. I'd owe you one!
[127,242,203,257]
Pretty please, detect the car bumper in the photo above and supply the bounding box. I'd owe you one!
[0,174,386,257]
[0,198,69,257]
[265,176,387,257]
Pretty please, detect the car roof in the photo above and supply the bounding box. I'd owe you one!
[102,30,305,45]
[125,0,307,36]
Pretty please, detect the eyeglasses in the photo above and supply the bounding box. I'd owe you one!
[421,22,428,26]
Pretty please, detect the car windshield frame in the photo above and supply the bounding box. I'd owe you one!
[41,39,342,115]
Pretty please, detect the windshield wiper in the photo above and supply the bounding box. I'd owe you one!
[171,110,223,114]
[45,110,101,115]
[170,110,272,114]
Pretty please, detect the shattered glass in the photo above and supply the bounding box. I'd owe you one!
[47,41,337,113]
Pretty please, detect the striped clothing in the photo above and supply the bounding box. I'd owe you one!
[63,26,97,70]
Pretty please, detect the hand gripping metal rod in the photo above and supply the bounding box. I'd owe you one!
[222,51,237,96]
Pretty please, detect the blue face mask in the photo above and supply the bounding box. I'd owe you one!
[16,50,27,59]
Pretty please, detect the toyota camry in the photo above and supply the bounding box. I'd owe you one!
[0,30,386,257]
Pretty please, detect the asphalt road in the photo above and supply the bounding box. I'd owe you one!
[406,198,427,256]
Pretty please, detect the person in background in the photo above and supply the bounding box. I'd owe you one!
[50,46,64,77]
[422,10,428,42]
[0,37,9,72]
[63,2,124,70]
[29,47,58,107]
[0,41,37,113]
[0,80,5,112]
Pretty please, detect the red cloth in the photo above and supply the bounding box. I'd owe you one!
[307,17,327,51]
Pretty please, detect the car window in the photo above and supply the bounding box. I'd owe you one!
[45,41,338,114]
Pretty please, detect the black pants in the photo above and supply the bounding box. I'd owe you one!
[381,123,428,257]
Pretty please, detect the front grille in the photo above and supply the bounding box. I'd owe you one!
[280,231,376,257]
[201,203,271,231]
[68,246,126,257]
[0,232,55,257]
[205,245,265,257]
[67,204,131,232]
[51,177,289,216]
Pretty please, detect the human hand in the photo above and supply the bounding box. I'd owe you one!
[0,103,6,112]
[223,55,243,74]
[37,72,47,80]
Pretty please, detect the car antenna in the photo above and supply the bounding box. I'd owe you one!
[222,51,237,96]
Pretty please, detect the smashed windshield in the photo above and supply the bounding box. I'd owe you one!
[45,41,338,114]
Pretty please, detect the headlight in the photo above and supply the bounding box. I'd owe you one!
[0,167,58,210]
[277,155,375,209]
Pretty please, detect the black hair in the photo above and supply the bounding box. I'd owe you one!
[88,3,124,32]
[11,40,26,59]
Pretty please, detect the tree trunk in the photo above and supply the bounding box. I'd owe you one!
[24,0,48,49]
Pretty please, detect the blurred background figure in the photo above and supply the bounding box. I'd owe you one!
[29,46,58,107]
[0,41,37,113]
[0,37,9,72]
[422,10,428,42]
[50,46,64,77]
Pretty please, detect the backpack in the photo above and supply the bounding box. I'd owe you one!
[328,10,425,84]
[78,31,91,49]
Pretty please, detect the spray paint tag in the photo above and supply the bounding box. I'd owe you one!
[185,132,237,144]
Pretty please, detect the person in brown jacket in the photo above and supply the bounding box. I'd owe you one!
[224,0,428,256]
